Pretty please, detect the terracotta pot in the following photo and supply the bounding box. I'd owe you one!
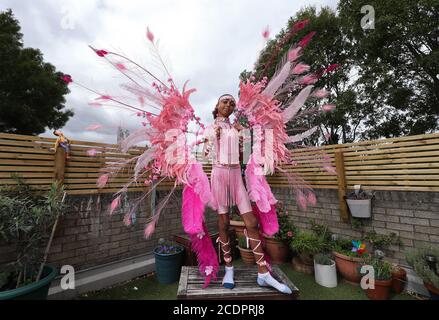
[263,236,290,264]
[366,279,392,300]
[230,220,245,239]
[391,267,407,294]
[333,251,364,284]
[292,255,314,275]
[424,282,439,300]
[238,246,255,265]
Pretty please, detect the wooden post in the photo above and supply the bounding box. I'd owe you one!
[54,147,66,186]
[335,150,349,222]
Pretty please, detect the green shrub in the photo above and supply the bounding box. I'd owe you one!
[406,246,439,288]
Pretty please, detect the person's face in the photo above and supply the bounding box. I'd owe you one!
[217,97,236,118]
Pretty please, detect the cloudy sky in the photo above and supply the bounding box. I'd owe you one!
[1,0,338,144]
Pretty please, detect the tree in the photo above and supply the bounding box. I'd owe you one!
[338,0,439,138]
[244,1,439,144]
[0,9,73,135]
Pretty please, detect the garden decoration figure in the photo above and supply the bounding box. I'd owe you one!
[63,19,338,292]
[53,130,71,160]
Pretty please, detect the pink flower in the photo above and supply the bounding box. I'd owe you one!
[205,266,213,276]
[95,49,108,57]
[322,104,336,112]
[146,27,154,43]
[61,75,73,84]
[287,231,294,238]
[292,63,310,75]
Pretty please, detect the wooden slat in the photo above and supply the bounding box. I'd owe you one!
[0,166,53,172]
[0,159,54,166]
[0,146,53,155]
[0,153,54,161]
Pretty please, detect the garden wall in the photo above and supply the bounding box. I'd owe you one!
[272,187,439,265]
[0,190,219,271]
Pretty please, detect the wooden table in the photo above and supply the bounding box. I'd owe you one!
[177,265,299,300]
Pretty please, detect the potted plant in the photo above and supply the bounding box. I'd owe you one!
[291,231,327,275]
[345,187,374,218]
[153,238,184,284]
[391,263,407,294]
[0,180,68,300]
[361,256,393,300]
[237,235,255,265]
[406,246,439,300]
[332,238,369,285]
[314,253,337,288]
[263,201,295,264]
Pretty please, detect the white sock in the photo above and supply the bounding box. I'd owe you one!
[222,266,234,289]
[257,272,292,294]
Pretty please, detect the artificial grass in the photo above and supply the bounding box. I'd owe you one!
[79,260,415,300]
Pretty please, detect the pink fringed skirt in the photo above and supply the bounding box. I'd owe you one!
[210,164,252,215]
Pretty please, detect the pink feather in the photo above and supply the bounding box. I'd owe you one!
[282,85,313,123]
[189,223,219,288]
[144,220,156,239]
[292,63,310,75]
[322,104,336,112]
[263,61,291,96]
[146,27,154,43]
[288,47,302,62]
[109,195,121,215]
[97,174,109,188]
[87,148,98,157]
[245,156,278,213]
[182,185,205,235]
[86,124,103,131]
[252,204,279,236]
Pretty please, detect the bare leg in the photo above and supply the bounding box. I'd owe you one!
[241,210,292,294]
[217,213,234,289]
[240,211,268,273]
[217,214,232,267]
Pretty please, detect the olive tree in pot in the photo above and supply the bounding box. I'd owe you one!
[0,180,68,300]
[406,246,439,300]
[290,231,327,275]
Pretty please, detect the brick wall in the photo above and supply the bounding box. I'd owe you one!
[0,190,219,271]
[272,188,439,265]
[2,187,438,271]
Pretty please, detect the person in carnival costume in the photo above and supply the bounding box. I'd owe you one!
[203,93,292,293]
[63,20,337,293]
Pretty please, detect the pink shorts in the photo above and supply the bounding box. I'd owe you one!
[210,165,252,215]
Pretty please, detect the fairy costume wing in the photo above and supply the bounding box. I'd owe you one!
[237,19,338,236]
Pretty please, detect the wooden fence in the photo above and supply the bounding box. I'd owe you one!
[1,132,439,196]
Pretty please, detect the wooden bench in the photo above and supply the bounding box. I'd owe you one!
[177,265,299,300]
